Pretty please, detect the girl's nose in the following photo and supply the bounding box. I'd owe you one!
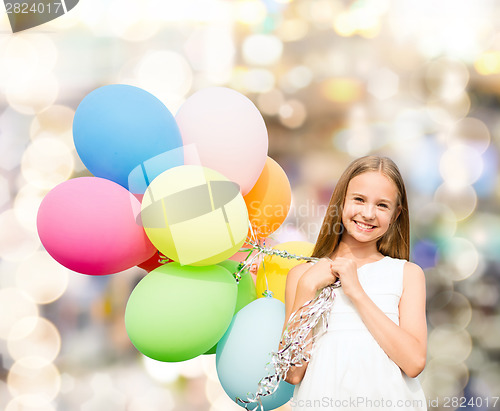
[361,204,376,219]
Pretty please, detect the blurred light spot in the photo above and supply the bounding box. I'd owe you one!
[448,117,491,154]
[476,362,500,396]
[205,377,221,404]
[243,69,275,93]
[0,34,56,93]
[16,252,69,304]
[466,346,487,372]
[6,74,59,116]
[0,36,38,89]
[8,317,61,363]
[299,152,343,188]
[429,326,472,364]
[458,213,500,262]
[21,137,74,190]
[476,314,500,350]
[0,381,9,410]
[279,100,307,129]
[107,0,159,41]
[434,183,477,221]
[142,355,180,384]
[5,395,55,411]
[242,34,283,66]
[184,27,235,85]
[304,0,337,27]
[7,358,60,400]
[276,18,309,42]
[0,108,31,172]
[281,66,313,93]
[334,123,391,157]
[425,58,469,100]
[136,51,193,113]
[333,6,381,38]
[333,11,357,37]
[438,237,479,281]
[428,291,472,330]
[421,359,469,398]
[0,210,40,262]
[30,105,75,149]
[0,288,38,340]
[200,355,219,382]
[179,356,205,378]
[82,373,126,411]
[322,78,364,103]
[413,202,457,243]
[426,92,471,125]
[474,51,500,75]
[0,174,10,209]
[471,280,498,307]
[148,0,231,23]
[412,239,439,269]
[205,377,241,410]
[424,267,454,299]
[472,145,498,197]
[257,89,285,116]
[367,68,399,100]
[440,143,483,189]
[128,387,175,411]
[59,373,75,395]
[13,184,47,233]
[233,0,267,25]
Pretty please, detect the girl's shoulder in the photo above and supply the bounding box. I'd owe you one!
[287,261,311,279]
[384,256,424,273]
[400,260,426,285]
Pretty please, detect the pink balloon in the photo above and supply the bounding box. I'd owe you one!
[37,177,156,275]
[175,87,268,195]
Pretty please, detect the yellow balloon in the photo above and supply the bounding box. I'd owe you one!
[256,241,314,303]
[141,165,249,266]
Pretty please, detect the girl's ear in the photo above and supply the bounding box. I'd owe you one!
[393,205,402,222]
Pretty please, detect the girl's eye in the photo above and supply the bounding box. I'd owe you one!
[354,197,363,202]
[378,203,389,209]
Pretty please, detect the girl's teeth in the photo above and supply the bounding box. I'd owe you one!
[356,221,373,229]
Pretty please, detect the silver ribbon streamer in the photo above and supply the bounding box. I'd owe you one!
[235,282,340,410]
[233,223,342,410]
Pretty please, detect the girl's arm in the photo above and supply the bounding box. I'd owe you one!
[346,261,427,378]
[280,258,336,385]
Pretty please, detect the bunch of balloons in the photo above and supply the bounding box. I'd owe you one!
[36,84,308,409]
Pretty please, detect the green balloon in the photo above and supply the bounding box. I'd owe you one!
[125,262,237,362]
[205,260,258,355]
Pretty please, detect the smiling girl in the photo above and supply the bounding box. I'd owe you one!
[283,155,427,410]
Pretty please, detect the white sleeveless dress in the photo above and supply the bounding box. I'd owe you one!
[291,256,427,411]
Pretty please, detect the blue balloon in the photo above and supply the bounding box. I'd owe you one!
[216,297,294,410]
[73,84,183,192]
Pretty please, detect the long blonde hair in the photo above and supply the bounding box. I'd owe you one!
[311,155,410,260]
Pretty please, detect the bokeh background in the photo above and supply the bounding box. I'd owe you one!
[1,0,500,410]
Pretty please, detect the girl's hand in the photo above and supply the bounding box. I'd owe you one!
[330,257,364,300]
[297,258,337,292]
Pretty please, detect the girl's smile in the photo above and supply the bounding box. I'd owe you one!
[353,220,376,231]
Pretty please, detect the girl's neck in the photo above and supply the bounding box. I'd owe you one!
[330,240,384,262]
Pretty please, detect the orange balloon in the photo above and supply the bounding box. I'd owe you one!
[244,157,291,239]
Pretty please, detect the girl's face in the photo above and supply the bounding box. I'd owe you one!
[341,171,400,244]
